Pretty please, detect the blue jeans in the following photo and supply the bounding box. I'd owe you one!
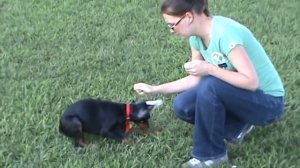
[173,76,284,160]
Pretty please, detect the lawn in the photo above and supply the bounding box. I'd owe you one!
[0,0,299,167]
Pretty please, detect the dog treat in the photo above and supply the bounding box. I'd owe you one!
[145,99,163,108]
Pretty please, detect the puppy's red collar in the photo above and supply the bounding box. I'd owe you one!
[125,104,132,133]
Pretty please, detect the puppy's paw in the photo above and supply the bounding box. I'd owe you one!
[149,129,161,136]
[136,121,150,130]
[122,138,134,144]
[86,143,97,148]
[135,128,150,135]
[138,127,162,136]
[76,140,97,148]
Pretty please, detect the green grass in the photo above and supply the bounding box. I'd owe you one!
[1,0,299,167]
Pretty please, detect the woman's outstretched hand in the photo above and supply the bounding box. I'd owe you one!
[134,83,156,95]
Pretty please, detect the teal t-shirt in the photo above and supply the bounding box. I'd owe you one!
[189,16,284,96]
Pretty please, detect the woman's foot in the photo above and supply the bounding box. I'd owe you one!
[182,154,228,168]
[226,124,254,144]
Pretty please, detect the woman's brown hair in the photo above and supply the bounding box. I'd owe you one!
[161,0,210,17]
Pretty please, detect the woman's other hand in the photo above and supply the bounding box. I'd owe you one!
[184,60,213,76]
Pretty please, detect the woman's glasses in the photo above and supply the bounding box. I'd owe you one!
[168,15,186,30]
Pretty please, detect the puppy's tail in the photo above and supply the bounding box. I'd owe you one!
[59,116,82,139]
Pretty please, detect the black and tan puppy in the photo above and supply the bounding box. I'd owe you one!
[59,98,163,147]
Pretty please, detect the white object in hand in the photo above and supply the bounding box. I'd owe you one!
[184,62,194,69]
[145,99,163,108]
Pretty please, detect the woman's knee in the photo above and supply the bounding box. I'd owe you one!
[173,95,185,117]
[173,94,195,123]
